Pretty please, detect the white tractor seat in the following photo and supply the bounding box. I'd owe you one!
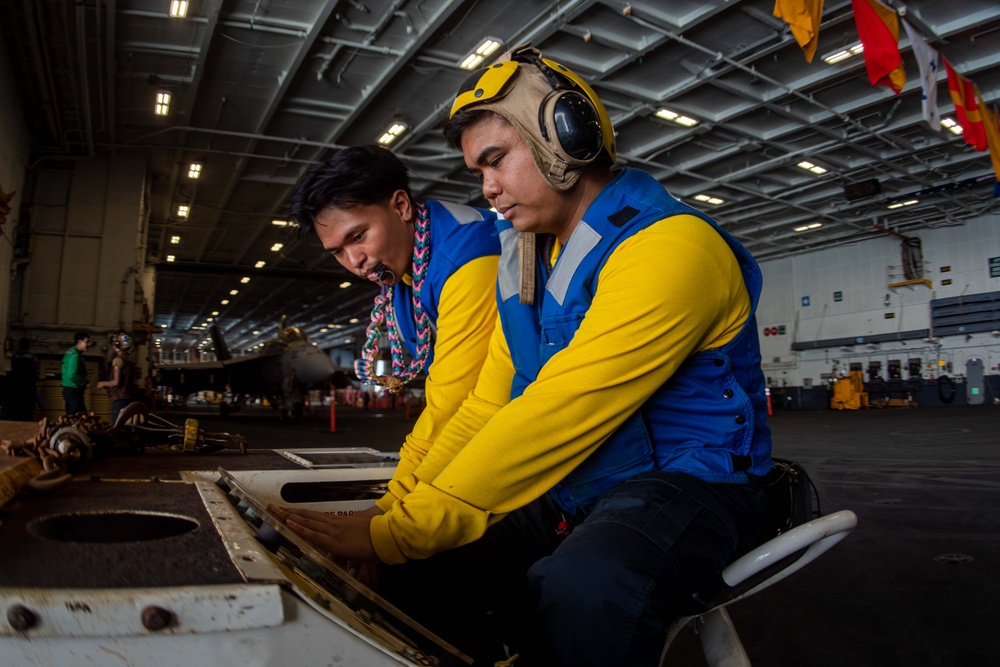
[659,509,858,667]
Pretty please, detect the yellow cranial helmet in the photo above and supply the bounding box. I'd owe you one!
[450,45,616,191]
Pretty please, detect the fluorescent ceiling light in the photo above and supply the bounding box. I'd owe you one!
[240,276,250,284]
[940,117,963,136]
[459,37,503,70]
[796,161,828,175]
[377,122,408,146]
[176,204,189,218]
[254,260,266,268]
[793,222,823,232]
[155,91,171,116]
[271,219,289,226]
[169,1,189,18]
[821,42,863,65]
[349,318,359,324]
[170,235,181,244]
[339,281,351,288]
[220,299,229,305]
[187,162,202,179]
[229,289,239,295]
[166,255,176,262]
[887,199,919,209]
[211,311,219,316]
[270,242,284,252]
[655,108,699,127]
[694,194,725,205]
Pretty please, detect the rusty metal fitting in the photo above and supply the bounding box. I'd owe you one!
[7,605,38,632]
[141,605,173,631]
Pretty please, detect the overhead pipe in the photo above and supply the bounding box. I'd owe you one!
[24,2,65,153]
[74,2,95,156]
[105,0,117,147]
[116,127,473,186]
[320,35,403,57]
[748,209,977,263]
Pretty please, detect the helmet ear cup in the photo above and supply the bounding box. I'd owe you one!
[539,90,603,164]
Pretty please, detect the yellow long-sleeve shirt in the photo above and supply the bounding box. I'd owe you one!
[370,214,752,563]
[375,255,500,513]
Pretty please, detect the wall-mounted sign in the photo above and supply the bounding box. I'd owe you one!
[941,265,951,272]
[801,296,810,307]
[942,278,952,286]
[778,325,786,335]
[833,291,842,302]
[885,312,895,319]
[990,256,1000,278]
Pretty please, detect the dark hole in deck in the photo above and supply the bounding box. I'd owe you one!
[28,512,199,543]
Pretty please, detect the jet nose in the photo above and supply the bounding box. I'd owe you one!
[292,344,337,384]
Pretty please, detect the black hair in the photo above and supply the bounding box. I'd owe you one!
[73,331,90,344]
[287,145,412,238]
[443,109,504,151]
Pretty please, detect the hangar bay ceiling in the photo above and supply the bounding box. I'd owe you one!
[2,0,998,356]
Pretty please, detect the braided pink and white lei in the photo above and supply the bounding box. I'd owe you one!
[354,203,431,392]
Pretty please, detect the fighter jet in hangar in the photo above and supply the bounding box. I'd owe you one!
[154,318,342,420]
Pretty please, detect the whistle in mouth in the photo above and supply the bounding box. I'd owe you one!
[372,262,395,286]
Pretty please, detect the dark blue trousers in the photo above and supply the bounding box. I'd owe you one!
[62,386,87,416]
[531,471,766,666]
[379,470,766,667]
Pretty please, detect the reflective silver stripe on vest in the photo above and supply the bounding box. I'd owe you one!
[439,200,486,224]
[546,220,602,306]
[498,227,521,301]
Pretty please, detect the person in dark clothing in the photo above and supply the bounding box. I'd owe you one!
[8,337,41,421]
[97,330,135,425]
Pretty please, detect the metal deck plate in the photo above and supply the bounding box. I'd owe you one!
[0,480,244,588]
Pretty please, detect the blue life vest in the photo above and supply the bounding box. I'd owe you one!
[393,200,501,368]
[497,168,773,513]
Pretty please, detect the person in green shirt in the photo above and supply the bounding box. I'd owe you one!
[61,331,91,415]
